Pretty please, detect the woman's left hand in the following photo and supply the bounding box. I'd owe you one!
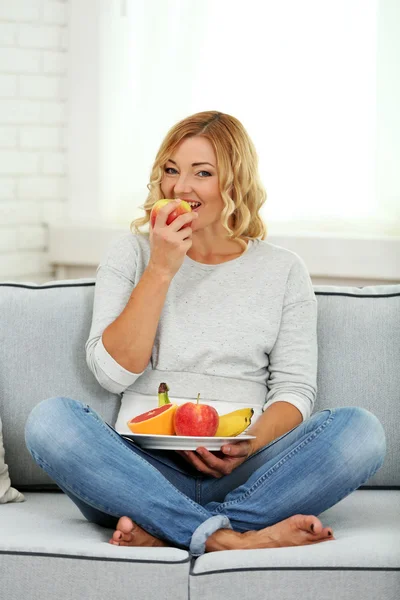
[176,440,254,478]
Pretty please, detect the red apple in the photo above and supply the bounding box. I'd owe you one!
[150,199,192,229]
[174,394,219,437]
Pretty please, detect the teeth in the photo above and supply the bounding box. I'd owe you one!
[188,202,201,208]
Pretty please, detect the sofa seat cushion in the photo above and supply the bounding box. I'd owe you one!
[189,490,400,600]
[0,492,190,600]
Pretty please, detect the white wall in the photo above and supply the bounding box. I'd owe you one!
[0,0,68,283]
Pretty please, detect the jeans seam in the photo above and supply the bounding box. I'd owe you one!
[214,409,336,513]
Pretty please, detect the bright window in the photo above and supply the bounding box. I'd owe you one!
[79,0,399,236]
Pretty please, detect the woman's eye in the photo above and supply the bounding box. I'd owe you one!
[164,167,211,177]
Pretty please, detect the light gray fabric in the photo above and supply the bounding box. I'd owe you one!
[0,492,190,600]
[0,490,398,600]
[86,233,318,421]
[192,489,400,572]
[0,278,399,599]
[189,489,400,600]
[0,415,24,503]
[313,285,400,486]
[0,280,120,489]
[0,280,399,488]
[190,570,399,600]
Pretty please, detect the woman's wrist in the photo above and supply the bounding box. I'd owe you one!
[246,402,303,454]
[145,261,174,284]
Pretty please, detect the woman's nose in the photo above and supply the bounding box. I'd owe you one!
[173,174,192,195]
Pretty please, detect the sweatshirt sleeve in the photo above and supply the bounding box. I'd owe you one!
[263,255,318,421]
[85,235,146,394]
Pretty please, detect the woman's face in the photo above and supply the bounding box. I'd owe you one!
[160,136,226,233]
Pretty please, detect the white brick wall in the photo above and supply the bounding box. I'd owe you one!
[0,0,68,283]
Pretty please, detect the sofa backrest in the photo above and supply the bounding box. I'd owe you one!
[0,280,119,489]
[0,280,399,489]
[313,284,400,488]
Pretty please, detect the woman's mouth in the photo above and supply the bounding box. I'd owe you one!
[186,201,201,210]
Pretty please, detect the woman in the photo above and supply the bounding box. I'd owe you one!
[24,111,386,556]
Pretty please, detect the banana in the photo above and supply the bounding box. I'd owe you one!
[215,408,254,437]
[158,382,171,407]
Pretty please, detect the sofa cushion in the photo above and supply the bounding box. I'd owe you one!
[313,285,400,487]
[189,489,400,600]
[0,415,24,503]
[0,280,120,489]
[0,280,399,488]
[0,491,190,600]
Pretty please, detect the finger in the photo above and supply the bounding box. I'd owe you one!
[195,447,229,474]
[176,226,193,241]
[175,450,190,461]
[175,450,202,471]
[185,450,224,478]
[175,450,203,470]
[168,210,198,233]
[221,441,251,457]
[154,199,181,228]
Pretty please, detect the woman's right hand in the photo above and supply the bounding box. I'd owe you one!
[148,200,198,278]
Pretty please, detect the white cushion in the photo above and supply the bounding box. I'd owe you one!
[0,416,24,504]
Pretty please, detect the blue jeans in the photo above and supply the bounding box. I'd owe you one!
[24,397,386,556]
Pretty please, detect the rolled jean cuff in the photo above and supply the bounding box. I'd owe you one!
[189,514,233,557]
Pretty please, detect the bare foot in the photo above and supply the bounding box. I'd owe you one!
[206,514,335,552]
[109,516,168,547]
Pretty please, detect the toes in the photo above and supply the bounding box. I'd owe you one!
[301,516,334,538]
[305,521,335,545]
[308,520,320,535]
[109,516,147,547]
[323,527,334,538]
[310,525,334,540]
[115,516,138,542]
[109,516,167,549]
[109,538,120,545]
[111,530,123,542]
[294,515,323,535]
[116,516,135,535]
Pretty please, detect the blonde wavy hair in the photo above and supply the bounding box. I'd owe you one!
[130,110,267,251]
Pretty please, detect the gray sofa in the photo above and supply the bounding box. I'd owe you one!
[0,278,399,600]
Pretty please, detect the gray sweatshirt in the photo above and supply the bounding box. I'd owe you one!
[85,232,317,424]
